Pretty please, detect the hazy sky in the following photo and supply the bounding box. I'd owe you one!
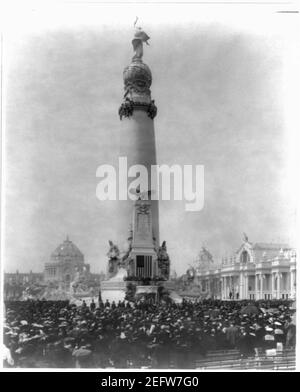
[3,4,298,275]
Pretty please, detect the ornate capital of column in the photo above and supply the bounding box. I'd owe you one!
[119,99,157,120]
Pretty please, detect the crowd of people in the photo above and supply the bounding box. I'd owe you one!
[3,298,296,368]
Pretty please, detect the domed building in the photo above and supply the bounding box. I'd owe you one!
[44,236,90,286]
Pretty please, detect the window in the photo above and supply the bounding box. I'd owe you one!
[240,250,250,264]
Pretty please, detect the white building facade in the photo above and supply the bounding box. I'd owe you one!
[195,239,296,301]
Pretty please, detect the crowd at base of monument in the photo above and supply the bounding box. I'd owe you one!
[3,298,295,369]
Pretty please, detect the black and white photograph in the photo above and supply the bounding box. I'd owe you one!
[1,1,299,372]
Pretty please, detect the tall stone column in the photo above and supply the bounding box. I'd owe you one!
[220,278,222,299]
[255,274,259,300]
[275,272,278,299]
[221,278,224,299]
[239,273,244,300]
[274,273,280,299]
[277,273,281,299]
[271,273,275,299]
[116,27,164,284]
[227,276,230,298]
[259,273,263,300]
[244,274,248,300]
[118,28,159,254]
[292,270,296,300]
[290,270,295,299]
[222,277,226,299]
[121,117,158,224]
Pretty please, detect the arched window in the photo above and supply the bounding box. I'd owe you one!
[240,250,250,264]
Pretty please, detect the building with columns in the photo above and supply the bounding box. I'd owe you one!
[44,236,91,289]
[194,237,296,301]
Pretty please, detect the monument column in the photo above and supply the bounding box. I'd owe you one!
[117,25,166,282]
[118,27,159,249]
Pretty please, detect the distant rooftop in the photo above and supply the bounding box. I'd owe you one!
[252,243,290,250]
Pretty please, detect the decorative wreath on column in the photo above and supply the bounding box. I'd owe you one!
[118,99,157,120]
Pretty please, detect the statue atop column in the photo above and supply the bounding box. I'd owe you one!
[132,19,150,61]
[157,241,170,279]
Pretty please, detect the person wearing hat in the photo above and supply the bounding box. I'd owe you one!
[237,327,256,358]
[263,326,276,351]
[285,317,296,348]
[90,299,96,312]
[226,322,240,349]
[252,322,264,352]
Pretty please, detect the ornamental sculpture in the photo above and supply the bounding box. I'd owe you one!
[118,98,133,120]
[107,240,120,277]
[119,99,157,120]
[123,62,152,97]
[132,21,150,61]
[157,241,170,279]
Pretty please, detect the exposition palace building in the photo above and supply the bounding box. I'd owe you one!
[44,236,90,285]
[4,237,103,300]
[193,236,296,301]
